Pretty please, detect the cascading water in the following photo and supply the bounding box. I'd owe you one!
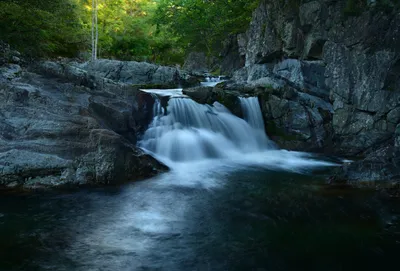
[139,88,337,171]
[139,96,276,162]
[200,76,225,87]
[239,97,266,131]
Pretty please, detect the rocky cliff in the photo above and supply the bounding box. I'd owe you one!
[0,47,188,189]
[222,0,400,185]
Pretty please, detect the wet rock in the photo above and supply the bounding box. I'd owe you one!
[0,64,22,81]
[224,0,400,185]
[183,86,213,104]
[182,86,243,117]
[329,145,400,186]
[0,63,168,189]
[259,88,333,151]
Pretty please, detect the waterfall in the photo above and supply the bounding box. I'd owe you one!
[239,97,266,131]
[139,94,275,162]
[200,76,225,87]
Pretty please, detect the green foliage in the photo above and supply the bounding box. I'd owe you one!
[343,0,367,15]
[154,0,260,56]
[0,0,87,57]
[0,0,262,64]
[82,0,185,64]
[343,0,400,16]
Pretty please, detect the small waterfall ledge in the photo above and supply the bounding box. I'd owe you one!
[138,87,338,172]
[139,93,276,162]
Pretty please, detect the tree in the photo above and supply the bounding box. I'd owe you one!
[153,0,259,56]
[0,0,88,57]
[91,0,98,60]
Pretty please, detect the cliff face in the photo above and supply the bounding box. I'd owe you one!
[0,49,182,189]
[229,0,400,184]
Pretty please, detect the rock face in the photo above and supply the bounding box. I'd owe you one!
[83,59,181,85]
[0,56,174,189]
[219,35,246,76]
[225,0,400,184]
[183,85,243,117]
[183,52,209,74]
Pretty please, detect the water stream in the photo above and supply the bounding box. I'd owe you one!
[0,89,399,270]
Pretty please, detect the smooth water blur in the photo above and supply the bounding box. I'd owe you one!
[1,167,399,271]
[239,97,266,131]
[140,88,185,98]
[200,76,225,87]
[139,96,277,162]
[1,91,399,270]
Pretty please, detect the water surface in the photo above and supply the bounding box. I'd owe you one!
[0,162,399,271]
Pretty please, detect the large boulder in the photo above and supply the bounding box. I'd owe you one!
[183,85,243,118]
[83,59,181,86]
[183,52,209,74]
[258,84,333,151]
[183,86,213,104]
[0,62,167,190]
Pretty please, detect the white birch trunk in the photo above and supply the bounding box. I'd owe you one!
[91,0,98,61]
[95,0,98,59]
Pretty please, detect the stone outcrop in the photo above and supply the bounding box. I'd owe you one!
[219,35,246,76]
[0,56,179,190]
[83,59,181,85]
[224,0,400,184]
[183,52,209,74]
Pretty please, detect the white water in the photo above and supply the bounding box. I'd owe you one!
[140,88,185,98]
[239,97,266,131]
[200,76,225,87]
[139,97,275,162]
[139,92,337,172]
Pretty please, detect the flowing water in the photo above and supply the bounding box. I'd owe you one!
[200,76,225,87]
[1,91,399,270]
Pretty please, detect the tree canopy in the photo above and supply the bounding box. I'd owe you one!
[0,0,259,64]
[0,0,87,57]
[154,0,259,55]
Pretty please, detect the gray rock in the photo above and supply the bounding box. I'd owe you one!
[220,35,245,76]
[183,86,213,104]
[222,0,400,184]
[247,64,271,82]
[259,86,332,151]
[232,67,249,83]
[0,62,168,189]
[11,56,20,64]
[395,124,400,148]
[387,107,400,124]
[0,64,22,81]
[84,59,180,86]
[273,59,329,99]
[183,52,209,73]
[244,0,283,66]
[330,145,400,185]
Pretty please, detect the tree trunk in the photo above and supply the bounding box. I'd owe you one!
[95,0,98,59]
[91,0,98,61]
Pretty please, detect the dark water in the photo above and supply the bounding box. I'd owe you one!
[1,165,400,271]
